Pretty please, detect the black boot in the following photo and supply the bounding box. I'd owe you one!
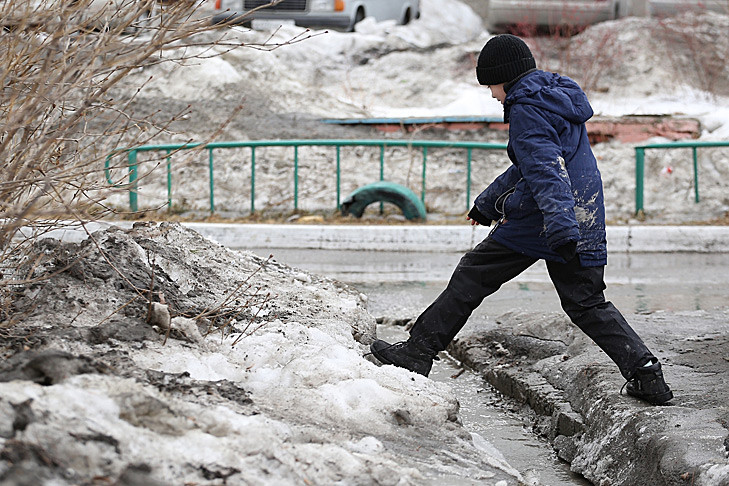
[368,339,438,376]
[624,360,673,405]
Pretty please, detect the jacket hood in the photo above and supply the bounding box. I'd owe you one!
[504,70,593,124]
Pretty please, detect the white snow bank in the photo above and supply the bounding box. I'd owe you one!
[131,0,729,133]
[132,315,460,435]
[0,223,521,485]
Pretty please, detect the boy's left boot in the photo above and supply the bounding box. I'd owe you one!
[624,360,673,405]
[368,339,438,377]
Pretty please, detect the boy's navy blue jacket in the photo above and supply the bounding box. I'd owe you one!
[474,70,607,266]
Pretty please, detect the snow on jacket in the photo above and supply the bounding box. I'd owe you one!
[474,70,607,266]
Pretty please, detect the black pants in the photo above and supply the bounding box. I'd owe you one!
[409,238,654,379]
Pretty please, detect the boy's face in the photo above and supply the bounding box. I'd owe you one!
[486,83,507,104]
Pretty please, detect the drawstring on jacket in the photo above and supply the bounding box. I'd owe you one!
[489,180,520,238]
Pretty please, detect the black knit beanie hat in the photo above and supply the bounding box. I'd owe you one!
[476,34,536,85]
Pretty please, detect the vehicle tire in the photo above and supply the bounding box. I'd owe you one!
[348,7,365,32]
[401,8,412,25]
[129,9,151,34]
[340,181,427,221]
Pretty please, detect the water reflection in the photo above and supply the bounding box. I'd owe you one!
[247,248,729,315]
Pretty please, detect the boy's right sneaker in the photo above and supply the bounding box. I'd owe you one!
[624,360,673,405]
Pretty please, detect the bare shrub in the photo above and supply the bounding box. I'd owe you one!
[526,11,729,98]
[0,0,316,322]
[652,12,729,97]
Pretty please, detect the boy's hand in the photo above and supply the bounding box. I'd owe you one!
[467,206,492,226]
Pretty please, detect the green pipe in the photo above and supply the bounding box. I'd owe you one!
[692,147,699,203]
[336,146,341,210]
[208,148,215,213]
[294,146,299,211]
[421,146,427,204]
[121,138,728,153]
[251,147,256,214]
[379,144,384,213]
[635,147,644,215]
[634,141,729,149]
[104,153,116,185]
[166,150,172,212]
[128,150,138,212]
[466,148,472,212]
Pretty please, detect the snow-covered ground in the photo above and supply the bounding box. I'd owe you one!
[106,0,729,224]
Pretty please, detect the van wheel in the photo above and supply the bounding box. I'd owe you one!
[129,9,151,34]
[349,7,365,31]
[402,8,411,25]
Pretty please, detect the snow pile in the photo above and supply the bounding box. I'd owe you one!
[136,4,729,126]
[126,0,489,118]
[558,12,729,139]
[0,223,520,485]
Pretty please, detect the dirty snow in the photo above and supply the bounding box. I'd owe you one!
[0,222,521,485]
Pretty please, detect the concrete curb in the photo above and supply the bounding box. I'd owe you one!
[448,310,729,486]
[182,223,729,253]
[42,222,729,253]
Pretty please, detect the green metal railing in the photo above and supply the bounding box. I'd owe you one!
[105,139,508,214]
[634,141,729,215]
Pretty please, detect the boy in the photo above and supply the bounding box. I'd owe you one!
[369,34,673,406]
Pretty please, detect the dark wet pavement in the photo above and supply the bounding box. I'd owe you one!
[253,248,729,316]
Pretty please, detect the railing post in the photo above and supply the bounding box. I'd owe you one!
[208,148,215,213]
[635,147,645,215]
[128,150,138,212]
[294,145,299,211]
[251,146,256,214]
[379,144,385,213]
[692,146,700,203]
[421,146,428,204]
[466,147,472,212]
[166,150,172,212]
[336,145,341,210]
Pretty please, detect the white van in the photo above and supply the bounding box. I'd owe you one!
[486,0,729,33]
[212,0,420,31]
[486,0,624,33]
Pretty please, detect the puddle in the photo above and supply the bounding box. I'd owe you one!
[253,248,729,315]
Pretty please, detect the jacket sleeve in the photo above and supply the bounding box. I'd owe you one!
[473,164,521,221]
[509,104,580,249]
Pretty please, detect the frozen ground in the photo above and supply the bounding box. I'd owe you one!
[2,223,727,486]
